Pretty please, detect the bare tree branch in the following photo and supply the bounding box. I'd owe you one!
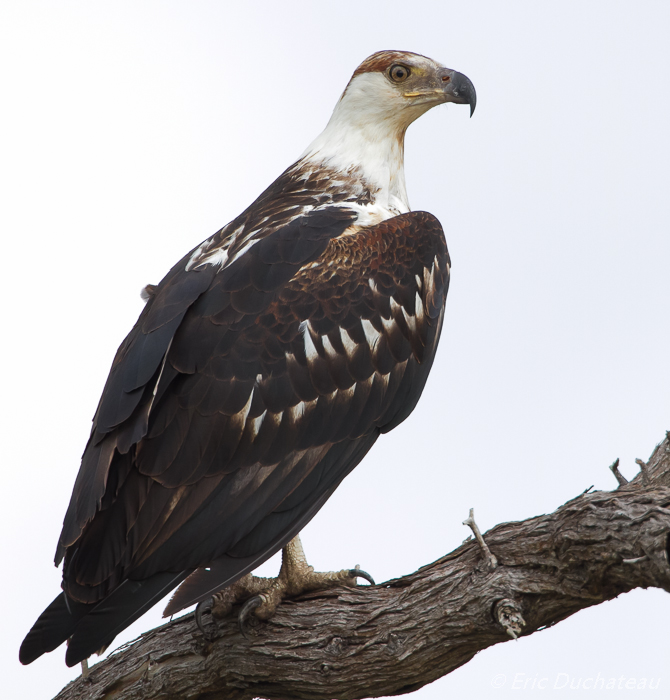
[54,433,670,700]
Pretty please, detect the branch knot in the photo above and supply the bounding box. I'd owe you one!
[493,598,525,640]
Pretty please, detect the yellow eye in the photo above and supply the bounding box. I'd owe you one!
[389,64,410,83]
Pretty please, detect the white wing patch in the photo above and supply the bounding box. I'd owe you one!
[301,320,319,362]
[340,327,358,356]
[424,258,437,295]
[402,305,417,335]
[380,314,395,335]
[248,410,267,440]
[185,238,217,272]
[415,291,424,322]
[322,334,339,358]
[361,319,382,350]
[289,402,306,422]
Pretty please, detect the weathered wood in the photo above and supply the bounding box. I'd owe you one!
[54,434,670,700]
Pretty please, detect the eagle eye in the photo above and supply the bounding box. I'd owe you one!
[389,64,410,83]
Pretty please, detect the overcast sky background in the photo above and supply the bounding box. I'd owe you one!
[1,1,669,698]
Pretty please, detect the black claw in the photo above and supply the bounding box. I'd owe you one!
[195,597,217,641]
[349,569,375,586]
[238,595,262,640]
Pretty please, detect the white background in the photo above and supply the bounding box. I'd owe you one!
[1,1,669,697]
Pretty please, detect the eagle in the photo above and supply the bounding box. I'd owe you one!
[20,50,475,667]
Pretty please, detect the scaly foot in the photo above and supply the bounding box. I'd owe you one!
[196,535,374,639]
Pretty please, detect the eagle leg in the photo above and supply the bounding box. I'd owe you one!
[207,535,374,637]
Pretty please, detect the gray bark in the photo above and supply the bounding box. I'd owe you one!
[54,433,670,700]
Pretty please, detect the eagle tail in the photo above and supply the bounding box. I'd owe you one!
[19,592,93,665]
[20,570,189,667]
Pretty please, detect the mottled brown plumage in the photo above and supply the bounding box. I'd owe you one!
[164,211,449,614]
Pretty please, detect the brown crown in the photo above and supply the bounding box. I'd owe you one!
[351,50,429,78]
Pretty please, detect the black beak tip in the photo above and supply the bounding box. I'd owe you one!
[446,70,477,118]
[464,78,476,118]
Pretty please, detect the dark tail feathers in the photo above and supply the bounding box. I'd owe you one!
[20,570,189,667]
[19,593,93,665]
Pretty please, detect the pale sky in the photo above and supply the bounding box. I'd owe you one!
[1,2,669,698]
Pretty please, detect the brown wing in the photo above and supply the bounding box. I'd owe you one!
[61,210,449,606]
[56,207,358,591]
[164,210,451,614]
[22,208,449,666]
[19,208,448,667]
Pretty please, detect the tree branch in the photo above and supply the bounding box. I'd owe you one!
[55,433,670,700]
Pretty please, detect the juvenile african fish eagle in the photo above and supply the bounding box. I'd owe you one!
[20,50,475,667]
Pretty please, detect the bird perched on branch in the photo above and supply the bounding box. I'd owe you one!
[20,50,475,668]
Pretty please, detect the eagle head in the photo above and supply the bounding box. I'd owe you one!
[338,51,476,130]
[302,51,476,210]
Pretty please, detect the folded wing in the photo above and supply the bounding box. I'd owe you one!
[21,208,449,666]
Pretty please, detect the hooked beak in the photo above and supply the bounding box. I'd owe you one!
[440,69,477,117]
